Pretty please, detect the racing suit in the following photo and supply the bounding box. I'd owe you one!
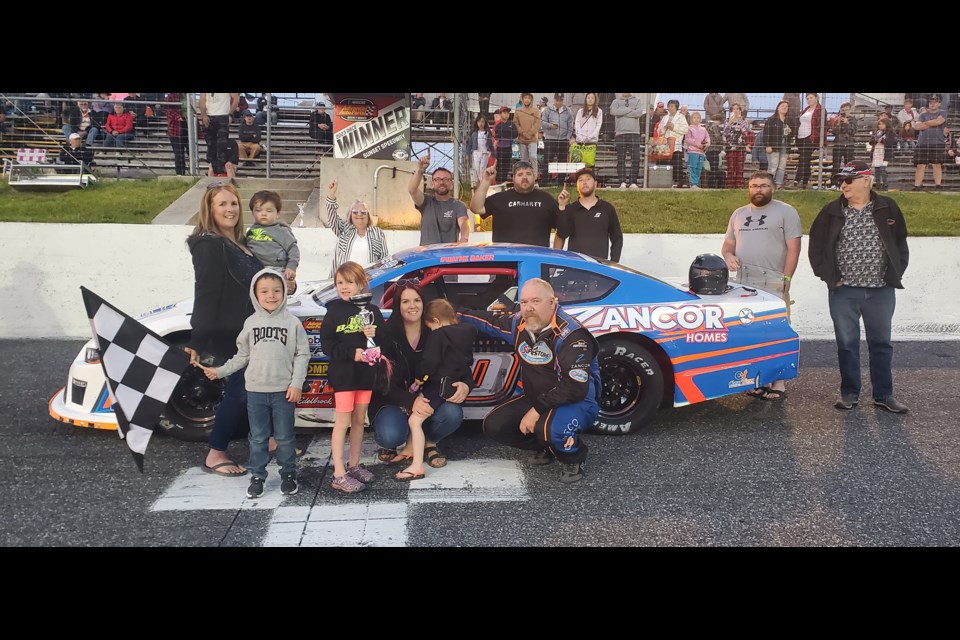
[459,307,601,464]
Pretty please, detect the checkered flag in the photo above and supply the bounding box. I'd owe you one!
[81,287,191,472]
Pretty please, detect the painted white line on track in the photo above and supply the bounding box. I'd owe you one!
[406,458,529,504]
[265,502,408,547]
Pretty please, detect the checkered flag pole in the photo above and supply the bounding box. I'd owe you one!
[81,287,191,472]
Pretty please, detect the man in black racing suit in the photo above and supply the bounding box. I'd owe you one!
[459,278,601,483]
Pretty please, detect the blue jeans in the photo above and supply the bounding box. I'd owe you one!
[209,368,248,452]
[688,153,705,186]
[103,133,133,147]
[373,402,464,449]
[247,391,296,478]
[615,133,641,185]
[63,125,100,146]
[828,285,896,400]
[767,150,788,185]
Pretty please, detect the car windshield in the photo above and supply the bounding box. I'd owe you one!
[311,256,407,306]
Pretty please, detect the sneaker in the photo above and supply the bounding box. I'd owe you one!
[874,396,909,414]
[912,185,923,191]
[247,477,265,498]
[331,474,365,494]
[690,185,700,189]
[558,461,584,484]
[346,464,375,483]
[834,394,859,410]
[280,472,298,495]
[531,449,555,466]
[934,184,943,191]
[618,182,628,190]
[628,183,640,190]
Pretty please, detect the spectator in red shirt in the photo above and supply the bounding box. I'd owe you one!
[103,103,135,147]
[164,92,187,175]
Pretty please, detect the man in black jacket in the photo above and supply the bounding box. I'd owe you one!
[808,161,910,414]
[459,278,601,483]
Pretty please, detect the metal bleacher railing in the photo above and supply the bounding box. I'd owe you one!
[3,92,956,190]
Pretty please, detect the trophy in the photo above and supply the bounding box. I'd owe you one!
[297,202,306,228]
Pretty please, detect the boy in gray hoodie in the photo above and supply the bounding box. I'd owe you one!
[202,269,310,498]
[245,191,301,295]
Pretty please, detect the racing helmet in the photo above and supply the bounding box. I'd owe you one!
[689,253,729,295]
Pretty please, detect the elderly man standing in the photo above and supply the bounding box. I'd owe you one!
[470,160,558,247]
[541,93,573,185]
[721,171,802,401]
[809,161,909,413]
[459,278,601,483]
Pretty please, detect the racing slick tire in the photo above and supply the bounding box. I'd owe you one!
[591,339,664,435]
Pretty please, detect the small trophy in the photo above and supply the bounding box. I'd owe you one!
[297,202,306,228]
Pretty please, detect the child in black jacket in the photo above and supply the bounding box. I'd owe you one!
[319,262,384,494]
[396,299,476,481]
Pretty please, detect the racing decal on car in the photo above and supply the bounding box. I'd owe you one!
[568,369,589,382]
[439,254,495,263]
[738,309,755,325]
[93,385,114,413]
[302,318,323,332]
[297,395,334,407]
[307,362,329,377]
[727,369,757,389]
[518,340,553,365]
[308,335,324,355]
[566,304,726,335]
[137,304,176,319]
[303,379,330,395]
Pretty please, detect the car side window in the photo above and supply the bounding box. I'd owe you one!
[442,272,518,312]
[542,264,618,304]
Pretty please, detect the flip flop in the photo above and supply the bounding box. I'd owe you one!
[387,453,414,466]
[377,447,398,463]
[202,461,247,477]
[746,386,771,399]
[760,389,786,401]
[394,470,425,482]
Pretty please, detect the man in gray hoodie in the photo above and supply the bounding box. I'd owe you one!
[610,93,644,189]
[202,269,310,498]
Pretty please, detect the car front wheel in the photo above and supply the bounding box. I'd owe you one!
[592,339,664,435]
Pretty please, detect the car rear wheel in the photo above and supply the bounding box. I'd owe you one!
[592,339,664,435]
[157,339,222,443]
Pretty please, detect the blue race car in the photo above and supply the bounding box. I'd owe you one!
[50,243,799,440]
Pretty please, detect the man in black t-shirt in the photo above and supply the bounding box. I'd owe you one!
[553,167,623,261]
[469,160,559,247]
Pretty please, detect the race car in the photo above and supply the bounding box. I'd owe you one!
[49,243,799,441]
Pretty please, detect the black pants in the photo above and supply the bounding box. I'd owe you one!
[169,133,187,175]
[832,145,854,175]
[705,149,722,188]
[670,150,685,187]
[483,395,590,464]
[205,115,230,174]
[796,136,816,185]
[495,145,513,183]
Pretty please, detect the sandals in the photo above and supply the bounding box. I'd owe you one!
[424,446,447,469]
[394,469,425,482]
[331,474,366,493]
[760,388,786,401]
[377,447,397,463]
[746,386,771,399]
[346,464,375,483]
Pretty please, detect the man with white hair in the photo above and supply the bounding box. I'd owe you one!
[458,278,601,483]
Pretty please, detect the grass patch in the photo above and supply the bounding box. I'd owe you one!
[1,176,956,236]
[527,187,960,237]
[0,178,197,223]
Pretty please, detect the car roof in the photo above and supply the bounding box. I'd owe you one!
[393,243,601,265]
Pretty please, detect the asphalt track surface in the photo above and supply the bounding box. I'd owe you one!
[3,338,959,548]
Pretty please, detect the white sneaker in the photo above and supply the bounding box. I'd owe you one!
[619,182,628,190]
[629,183,640,190]
[690,185,700,189]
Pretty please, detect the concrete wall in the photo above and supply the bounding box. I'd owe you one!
[1,222,957,341]
[319,157,423,228]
